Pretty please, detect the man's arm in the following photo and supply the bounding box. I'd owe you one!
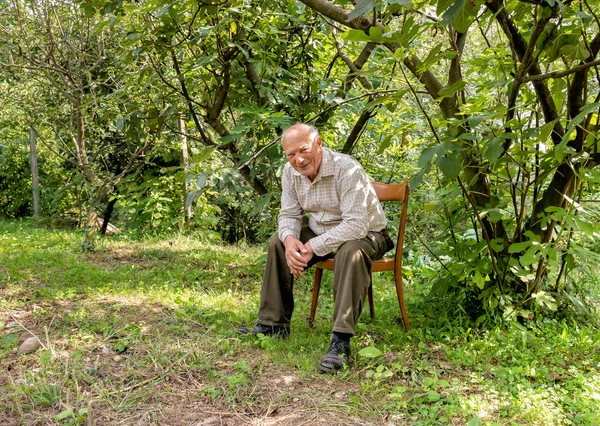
[278,165,302,243]
[277,166,309,277]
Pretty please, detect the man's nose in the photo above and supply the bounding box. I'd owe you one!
[297,156,305,165]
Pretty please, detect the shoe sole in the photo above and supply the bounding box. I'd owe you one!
[318,363,339,373]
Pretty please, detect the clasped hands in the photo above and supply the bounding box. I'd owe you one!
[284,236,314,278]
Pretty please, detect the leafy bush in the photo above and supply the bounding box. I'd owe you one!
[0,138,33,217]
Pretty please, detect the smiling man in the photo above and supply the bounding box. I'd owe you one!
[240,123,393,373]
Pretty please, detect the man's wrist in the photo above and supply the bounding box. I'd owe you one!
[280,231,296,244]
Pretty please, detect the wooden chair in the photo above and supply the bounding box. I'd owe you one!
[308,180,411,331]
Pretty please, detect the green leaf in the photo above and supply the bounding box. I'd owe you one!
[196,173,209,189]
[115,116,126,131]
[387,0,412,4]
[125,32,140,41]
[358,346,383,358]
[418,146,441,167]
[484,138,503,163]
[575,219,595,236]
[377,134,393,154]
[489,209,503,223]
[437,0,455,15]
[438,80,466,98]
[473,270,486,289]
[531,291,557,311]
[427,390,441,402]
[190,146,215,164]
[40,349,52,366]
[401,15,419,48]
[508,241,531,253]
[250,192,273,216]
[538,120,557,142]
[570,103,600,126]
[410,166,428,190]
[519,246,538,267]
[490,238,504,252]
[436,154,461,179]
[80,3,95,18]
[348,0,375,21]
[55,410,73,421]
[575,11,593,25]
[368,26,383,43]
[452,0,479,33]
[441,0,465,27]
[344,29,372,42]
[468,417,483,426]
[418,43,444,73]
[560,42,590,61]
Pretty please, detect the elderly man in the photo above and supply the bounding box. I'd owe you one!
[241,123,392,373]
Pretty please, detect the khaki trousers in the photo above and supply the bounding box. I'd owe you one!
[257,226,389,335]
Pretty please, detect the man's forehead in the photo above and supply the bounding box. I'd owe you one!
[284,141,310,154]
[284,133,313,147]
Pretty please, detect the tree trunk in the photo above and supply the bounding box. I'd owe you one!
[29,126,40,219]
[179,115,192,223]
[101,196,117,236]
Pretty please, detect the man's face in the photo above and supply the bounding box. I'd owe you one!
[282,128,323,181]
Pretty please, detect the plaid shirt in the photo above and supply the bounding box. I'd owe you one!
[278,147,387,256]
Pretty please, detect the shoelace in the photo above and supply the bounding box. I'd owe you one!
[329,340,348,355]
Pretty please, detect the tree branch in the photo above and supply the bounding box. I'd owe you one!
[521,59,600,82]
[242,55,270,106]
[170,49,214,146]
[486,0,565,144]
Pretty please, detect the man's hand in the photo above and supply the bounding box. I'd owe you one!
[284,236,314,278]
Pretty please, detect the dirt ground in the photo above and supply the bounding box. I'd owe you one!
[1,302,400,426]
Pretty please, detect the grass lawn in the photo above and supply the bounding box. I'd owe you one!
[1,218,599,425]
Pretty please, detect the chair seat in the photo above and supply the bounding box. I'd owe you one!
[316,257,395,272]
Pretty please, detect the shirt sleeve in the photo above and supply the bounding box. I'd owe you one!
[277,166,303,243]
[308,162,371,256]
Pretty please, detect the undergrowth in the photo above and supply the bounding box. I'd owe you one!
[1,218,599,425]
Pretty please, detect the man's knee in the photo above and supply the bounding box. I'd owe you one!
[268,234,284,252]
[336,240,366,261]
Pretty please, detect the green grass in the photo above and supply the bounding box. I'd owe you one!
[1,218,599,425]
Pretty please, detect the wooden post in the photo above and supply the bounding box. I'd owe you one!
[179,115,192,223]
[29,126,40,218]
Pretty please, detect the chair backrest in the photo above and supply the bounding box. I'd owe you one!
[371,180,409,268]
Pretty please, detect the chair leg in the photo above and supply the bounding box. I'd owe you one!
[368,281,375,319]
[394,271,410,331]
[309,267,323,328]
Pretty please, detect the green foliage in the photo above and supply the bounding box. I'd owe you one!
[0,138,32,218]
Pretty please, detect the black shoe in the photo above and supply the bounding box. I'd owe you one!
[318,339,350,373]
[239,323,289,338]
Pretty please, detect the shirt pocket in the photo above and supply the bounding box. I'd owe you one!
[317,192,340,212]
